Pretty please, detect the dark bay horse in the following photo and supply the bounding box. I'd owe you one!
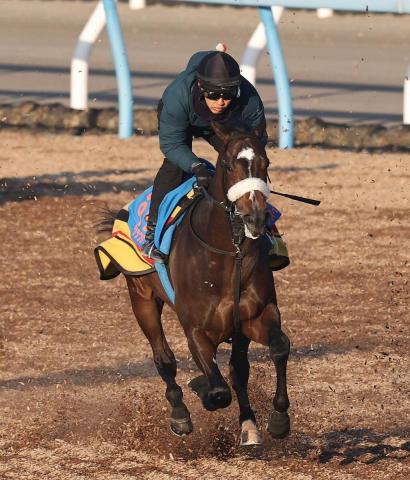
[119,121,290,445]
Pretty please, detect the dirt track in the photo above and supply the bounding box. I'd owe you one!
[0,131,409,479]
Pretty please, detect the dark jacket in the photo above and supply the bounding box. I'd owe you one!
[159,51,267,172]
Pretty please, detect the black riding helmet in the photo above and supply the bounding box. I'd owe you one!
[197,51,241,90]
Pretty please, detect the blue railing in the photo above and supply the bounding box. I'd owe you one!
[103,1,410,145]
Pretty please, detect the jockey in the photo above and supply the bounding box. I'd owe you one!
[142,47,268,261]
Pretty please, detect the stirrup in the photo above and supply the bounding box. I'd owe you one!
[141,239,167,263]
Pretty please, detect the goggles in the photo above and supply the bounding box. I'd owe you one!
[202,87,238,101]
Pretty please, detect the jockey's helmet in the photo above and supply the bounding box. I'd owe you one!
[197,52,241,91]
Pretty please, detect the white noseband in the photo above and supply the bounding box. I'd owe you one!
[227,177,270,203]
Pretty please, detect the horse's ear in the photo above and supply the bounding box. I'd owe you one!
[211,121,232,145]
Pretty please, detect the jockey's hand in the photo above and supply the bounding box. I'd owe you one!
[191,161,213,188]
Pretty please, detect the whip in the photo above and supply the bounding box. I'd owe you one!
[269,190,321,206]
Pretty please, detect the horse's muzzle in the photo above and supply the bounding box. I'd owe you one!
[242,211,268,239]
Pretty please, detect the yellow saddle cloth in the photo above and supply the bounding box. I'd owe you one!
[94,204,154,280]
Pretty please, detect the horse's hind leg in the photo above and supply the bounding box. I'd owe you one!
[126,276,193,436]
[229,333,262,446]
[243,302,290,439]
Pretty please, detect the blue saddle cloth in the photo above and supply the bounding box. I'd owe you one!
[128,177,196,255]
[127,176,197,305]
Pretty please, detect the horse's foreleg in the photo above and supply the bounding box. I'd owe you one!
[268,321,291,438]
[230,333,263,446]
[186,327,232,411]
[126,277,192,436]
[242,303,291,439]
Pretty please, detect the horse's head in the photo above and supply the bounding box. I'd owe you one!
[212,121,270,239]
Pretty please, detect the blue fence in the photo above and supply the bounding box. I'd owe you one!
[103,0,410,146]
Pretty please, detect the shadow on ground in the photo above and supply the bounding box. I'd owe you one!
[0,163,338,205]
[0,168,152,204]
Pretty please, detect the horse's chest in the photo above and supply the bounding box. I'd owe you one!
[212,289,265,324]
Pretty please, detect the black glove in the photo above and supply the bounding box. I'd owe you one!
[191,161,213,188]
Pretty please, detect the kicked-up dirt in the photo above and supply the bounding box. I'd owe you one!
[0,131,409,479]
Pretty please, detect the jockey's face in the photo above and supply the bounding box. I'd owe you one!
[204,96,233,115]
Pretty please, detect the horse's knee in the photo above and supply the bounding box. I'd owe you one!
[154,351,176,378]
[269,330,290,364]
[165,384,183,406]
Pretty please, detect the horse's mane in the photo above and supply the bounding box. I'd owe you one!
[214,120,256,141]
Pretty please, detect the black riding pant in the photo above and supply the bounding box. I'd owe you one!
[148,158,185,224]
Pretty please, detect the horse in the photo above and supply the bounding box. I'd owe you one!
[105,120,291,446]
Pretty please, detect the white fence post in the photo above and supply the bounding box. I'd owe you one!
[403,66,410,124]
[129,0,146,9]
[70,1,107,110]
[240,6,283,86]
[317,8,334,18]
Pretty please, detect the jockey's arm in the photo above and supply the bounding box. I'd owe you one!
[245,104,268,146]
[159,100,198,173]
[241,78,268,146]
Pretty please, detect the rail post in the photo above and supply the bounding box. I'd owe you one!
[70,1,106,110]
[259,6,293,148]
[240,6,284,86]
[404,66,410,124]
[102,0,134,138]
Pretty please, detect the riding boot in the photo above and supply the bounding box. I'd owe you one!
[266,226,290,271]
[141,220,167,263]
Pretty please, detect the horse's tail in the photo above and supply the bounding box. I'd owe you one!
[96,204,117,234]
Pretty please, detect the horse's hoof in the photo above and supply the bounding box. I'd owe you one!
[170,416,193,437]
[240,419,263,446]
[188,375,231,411]
[267,411,290,439]
[188,375,209,399]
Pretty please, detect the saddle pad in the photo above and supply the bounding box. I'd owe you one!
[94,214,154,280]
[95,176,199,291]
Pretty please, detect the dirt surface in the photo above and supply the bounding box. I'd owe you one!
[1,131,409,479]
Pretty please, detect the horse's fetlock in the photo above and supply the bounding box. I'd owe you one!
[239,407,256,425]
[165,385,183,406]
[273,394,289,412]
[171,404,190,420]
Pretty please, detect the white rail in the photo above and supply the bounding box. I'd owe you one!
[129,0,146,9]
[316,8,333,18]
[70,0,144,111]
[403,66,410,124]
[240,6,333,86]
[70,1,107,110]
[240,7,283,86]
